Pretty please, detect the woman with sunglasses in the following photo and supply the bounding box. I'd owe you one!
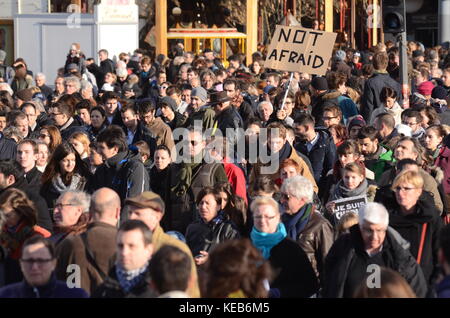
[0,188,51,285]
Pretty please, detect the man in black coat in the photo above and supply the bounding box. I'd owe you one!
[88,125,150,221]
[16,139,41,187]
[87,49,115,89]
[310,76,332,127]
[294,114,336,197]
[91,220,156,298]
[211,91,244,136]
[48,100,87,140]
[360,52,402,121]
[322,202,427,298]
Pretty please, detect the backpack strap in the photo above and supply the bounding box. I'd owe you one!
[416,223,427,265]
[80,232,108,281]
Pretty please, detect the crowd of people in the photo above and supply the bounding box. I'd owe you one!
[0,37,450,298]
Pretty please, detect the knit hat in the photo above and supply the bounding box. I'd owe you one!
[347,115,366,131]
[311,76,328,91]
[158,96,177,112]
[412,50,424,58]
[67,63,79,71]
[431,86,448,100]
[335,50,346,61]
[15,89,33,102]
[417,81,435,96]
[0,50,6,63]
[191,87,208,102]
[395,124,412,137]
[263,85,275,94]
[125,191,165,214]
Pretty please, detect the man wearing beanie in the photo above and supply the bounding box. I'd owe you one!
[184,86,215,130]
[331,50,351,79]
[361,52,401,121]
[310,76,330,126]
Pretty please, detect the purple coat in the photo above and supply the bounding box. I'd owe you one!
[435,146,450,194]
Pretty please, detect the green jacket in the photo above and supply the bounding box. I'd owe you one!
[365,145,394,182]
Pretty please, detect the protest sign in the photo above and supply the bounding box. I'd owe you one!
[265,25,337,76]
[331,195,367,223]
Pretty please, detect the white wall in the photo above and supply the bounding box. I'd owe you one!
[14,13,96,85]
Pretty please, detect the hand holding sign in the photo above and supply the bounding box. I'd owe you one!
[265,25,337,76]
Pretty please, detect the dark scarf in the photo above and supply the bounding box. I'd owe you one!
[331,179,368,201]
[282,203,313,241]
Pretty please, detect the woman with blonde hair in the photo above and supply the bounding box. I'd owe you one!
[387,170,443,291]
[68,131,90,161]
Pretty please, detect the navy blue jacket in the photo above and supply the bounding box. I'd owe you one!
[0,274,88,298]
[437,275,450,298]
[294,129,337,192]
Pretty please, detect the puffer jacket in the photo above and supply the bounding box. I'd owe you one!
[282,204,334,285]
[88,149,150,213]
[185,213,240,256]
[322,224,428,298]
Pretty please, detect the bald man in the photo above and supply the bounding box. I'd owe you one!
[55,188,120,295]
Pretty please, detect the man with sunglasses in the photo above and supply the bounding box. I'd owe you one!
[0,236,88,297]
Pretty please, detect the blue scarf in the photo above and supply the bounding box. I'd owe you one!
[251,223,287,259]
[115,262,149,293]
[282,203,313,241]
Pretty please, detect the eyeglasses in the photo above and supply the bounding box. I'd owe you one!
[20,258,54,266]
[54,203,76,209]
[323,116,337,121]
[253,215,277,221]
[394,186,418,192]
[402,121,417,127]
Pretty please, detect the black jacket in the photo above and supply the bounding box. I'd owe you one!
[0,133,17,160]
[295,129,337,193]
[185,216,240,256]
[361,72,402,121]
[235,100,255,128]
[126,121,157,159]
[322,224,428,298]
[383,190,443,288]
[24,166,42,187]
[91,266,156,298]
[268,238,319,298]
[59,118,88,141]
[88,149,150,217]
[215,106,244,135]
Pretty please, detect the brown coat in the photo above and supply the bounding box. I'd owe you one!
[147,117,176,155]
[55,222,117,295]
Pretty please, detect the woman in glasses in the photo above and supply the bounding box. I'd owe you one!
[40,142,91,216]
[0,188,51,285]
[249,196,318,298]
[386,170,443,293]
[185,187,240,267]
